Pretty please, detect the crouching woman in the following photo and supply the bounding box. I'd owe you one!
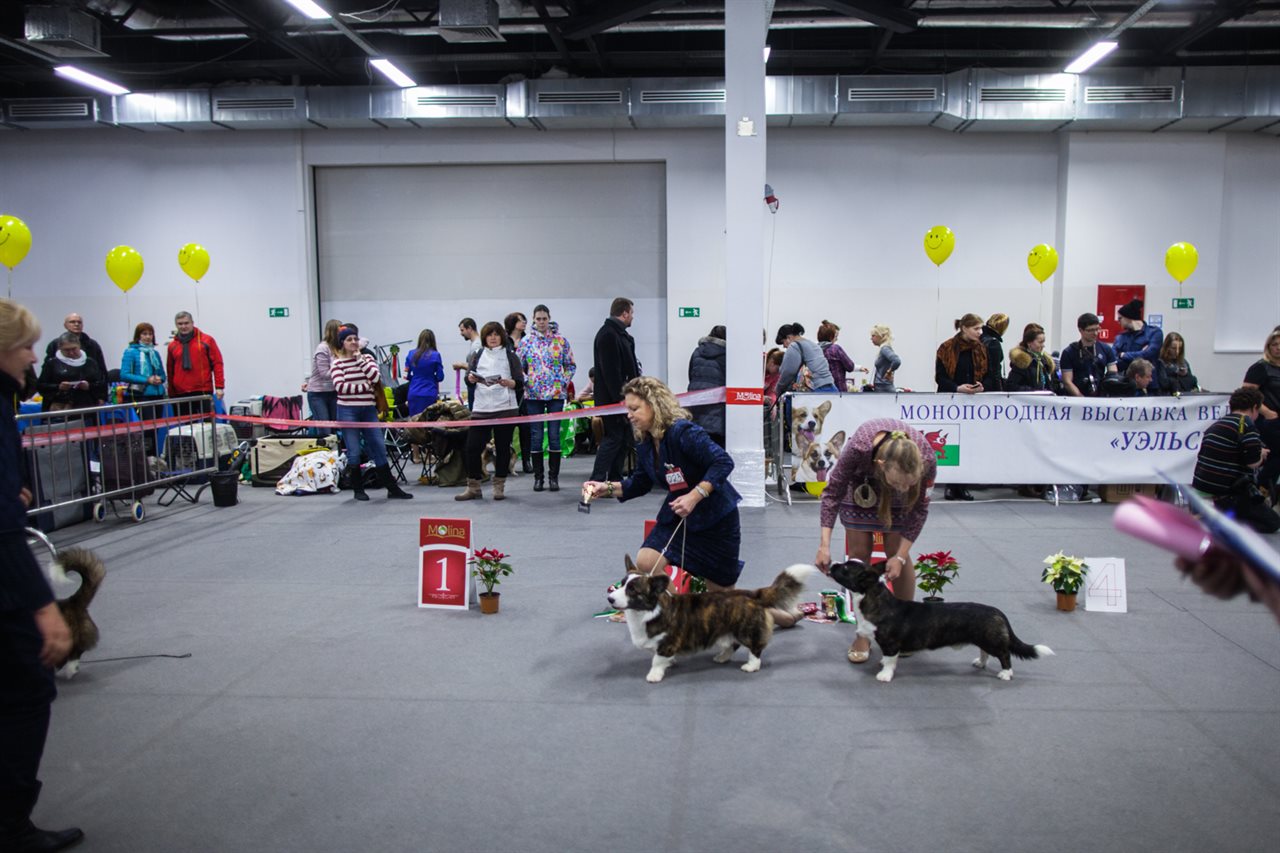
[583,377,801,628]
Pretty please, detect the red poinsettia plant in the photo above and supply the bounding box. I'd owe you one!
[914,550,960,600]
[469,547,514,596]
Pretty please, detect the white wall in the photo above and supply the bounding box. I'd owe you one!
[0,125,1275,403]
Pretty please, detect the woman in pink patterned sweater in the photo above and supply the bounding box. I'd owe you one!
[816,418,936,663]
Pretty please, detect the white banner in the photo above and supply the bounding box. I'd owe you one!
[785,392,1231,485]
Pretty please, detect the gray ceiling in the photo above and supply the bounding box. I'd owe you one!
[1,0,1279,100]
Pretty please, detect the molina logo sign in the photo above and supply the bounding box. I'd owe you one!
[920,424,960,466]
[727,387,764,405]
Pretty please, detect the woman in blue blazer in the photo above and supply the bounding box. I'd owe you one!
[583,377,800,628]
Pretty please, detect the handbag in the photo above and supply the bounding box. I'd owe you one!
[373,380,390,418]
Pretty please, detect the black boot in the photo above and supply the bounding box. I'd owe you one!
[4,824,85,853]
[533,452,545,492]
[377,464,414,500]
[548,452,561,492]
[944,485,974,501]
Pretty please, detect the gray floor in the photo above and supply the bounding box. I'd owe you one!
[31,455,1280,853]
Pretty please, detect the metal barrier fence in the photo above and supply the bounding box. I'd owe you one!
[19,396,225,525]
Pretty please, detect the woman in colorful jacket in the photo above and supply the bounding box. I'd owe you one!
[516,304,575,492]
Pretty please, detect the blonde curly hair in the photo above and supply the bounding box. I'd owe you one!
[621,376,690,440]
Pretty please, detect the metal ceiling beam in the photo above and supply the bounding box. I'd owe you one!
[1161,0,1261,54]
[807,0,922,33]
[561,0,690,40]
[531,0,576,67]
[203,0,342,80]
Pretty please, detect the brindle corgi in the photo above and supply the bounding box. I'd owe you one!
[607,557,817,683]
[53,547,105,679]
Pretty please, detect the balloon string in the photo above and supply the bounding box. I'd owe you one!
[194,281,201,323]
[6,267,10,300]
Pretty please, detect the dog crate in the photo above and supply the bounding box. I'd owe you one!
[165,423,238,470]
[229,398,265,440]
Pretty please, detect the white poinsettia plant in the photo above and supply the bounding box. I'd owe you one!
[1041,552,1088,595]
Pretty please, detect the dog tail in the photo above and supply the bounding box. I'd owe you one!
[757,563,819,610]
[1010,638,1055,660]
[56,547,106,612]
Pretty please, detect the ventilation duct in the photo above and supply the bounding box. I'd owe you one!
[21,4,105,57]
[766,76,836,127]
[438,0,504,43]
[519,79,630,129]
[5,70,1279,134]
[833,74,956,128]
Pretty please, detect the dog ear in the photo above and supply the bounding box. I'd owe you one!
[829,431,846,452]
[624,554,639,575]
[815,400,831,417]
[650,574,671,594]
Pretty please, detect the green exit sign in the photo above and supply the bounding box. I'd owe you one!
[1171,298,1195,310]
[678,307,700,318]
[268,307,290,318]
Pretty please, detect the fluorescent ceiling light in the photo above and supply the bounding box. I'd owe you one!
[371,59,416,88]
[282,0,332,19]
[1064,41,1118,74]
[54,65,129,95]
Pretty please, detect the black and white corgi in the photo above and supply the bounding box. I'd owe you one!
[829,559,1052,683]
[607,557,817,683]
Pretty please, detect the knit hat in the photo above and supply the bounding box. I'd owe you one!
[1118,299,1143,321]
[337,326,359,346]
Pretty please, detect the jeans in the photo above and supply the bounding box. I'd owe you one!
[337,404,387,468]
[526,398,565,455]
[308,391,337,437]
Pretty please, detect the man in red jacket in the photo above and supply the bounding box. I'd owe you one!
[166,311,225,411]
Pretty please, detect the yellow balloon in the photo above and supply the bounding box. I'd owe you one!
[923,225,955,267]
[105,246,144,293]
[0,214,32,270]
[178,242,210,282]
[1165,242,1198,283]
[1027,243,1059,283]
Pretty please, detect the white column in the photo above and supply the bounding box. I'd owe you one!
[724,0,770,507]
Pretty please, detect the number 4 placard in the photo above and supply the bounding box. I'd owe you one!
[1083,557,1127,613]
[419,518,476,610]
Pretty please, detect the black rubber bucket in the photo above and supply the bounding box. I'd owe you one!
[209,471,240,507]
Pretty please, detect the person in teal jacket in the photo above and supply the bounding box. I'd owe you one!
[120,322,167,402]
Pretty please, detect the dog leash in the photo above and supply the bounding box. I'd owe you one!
[658,516,688,572]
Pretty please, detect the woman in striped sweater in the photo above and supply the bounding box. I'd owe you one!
[330,326,412,502]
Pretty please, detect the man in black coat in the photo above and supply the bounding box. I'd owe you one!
[590,297,640,481]
[42,313,107,380]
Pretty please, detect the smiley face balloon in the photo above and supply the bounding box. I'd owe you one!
[0,215,32,270]
[923,225,955,267]
[1027,243,1059,283]
[178,243,210,282]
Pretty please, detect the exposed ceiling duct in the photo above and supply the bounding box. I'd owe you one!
[3,69,1278,135]
[438,0,506,43]
[20,3,105,57]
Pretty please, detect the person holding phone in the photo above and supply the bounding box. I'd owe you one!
[456,321,524,502]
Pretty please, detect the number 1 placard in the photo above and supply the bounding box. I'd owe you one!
[419,518,475,610]
[1083,557,1127,613]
